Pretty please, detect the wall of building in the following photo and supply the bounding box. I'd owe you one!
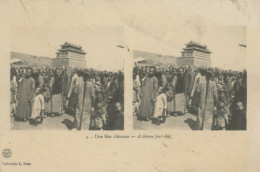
[69,59,86,68]
[69,51,85,60]
[133,50,176,65]
[52,58,70,67]
[10,52,53,66]
[176,57,194,67]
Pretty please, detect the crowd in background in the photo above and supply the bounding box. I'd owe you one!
[133,64,247,130]
[10,65,124,130]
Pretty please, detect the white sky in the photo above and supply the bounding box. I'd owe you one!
[11,26,124,71]
[6,0,259,71]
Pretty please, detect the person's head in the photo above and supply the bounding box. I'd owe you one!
[169,67,173,73]
[26,68,33,78]
[178,67,184,76]
[200,68,206,76]
[46,68,50,73]
[157,86,164,94]
[32,67,38,74]
[133,66,139,75]
[235,101,244,111]
[42,72,47,79]
[42,88,48,97]
[77,70,83,77]
[83,72,90,81]
[172,68,177,75]
[96,101,103,110]
[18,68,24,75]
[34,87,42,95]
[155,66,161,73]
[115,102,122,112]
[39,69,43,75]
[217,100,225,109]
[184,65,190,71]
[161,67,165,74]
[206,71,214,81]
[90,72,96,82]
[148,67,155,77]
[55,68,61,76]
[61,66,66,72]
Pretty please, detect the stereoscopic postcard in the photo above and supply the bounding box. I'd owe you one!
[0,0,260,171]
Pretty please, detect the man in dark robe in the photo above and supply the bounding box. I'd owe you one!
[138,67,158,120]
[155,66,163,87]
[50,68,63,116]
[173,68,186,116]
[16,68,35,121]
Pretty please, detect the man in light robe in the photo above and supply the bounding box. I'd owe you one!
[16,68,35,121]
[184,65,195,112]
[196,71,218,130]
[138,67,158,120]
[73,70,85,130]
[82,72,96,130]
[61,67,72,110]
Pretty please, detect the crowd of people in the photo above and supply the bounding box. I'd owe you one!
[133,64,247,130]
[10,65,124,130]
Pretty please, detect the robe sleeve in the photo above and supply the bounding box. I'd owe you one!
[49,77,54,93]
[65,73,72,95]
[101,111,106,124]
[91,83,95,107]
[29,78,35,101]
[189,73,195,93]
[67,76,76,98]
[153,77,158,100]
[172,76,178,88]
[213,82,218,107]
[38,75,44,89]
[163,94,167,109]
[161,74,167,88]
[197,79,202,94]
[40,95,45,110]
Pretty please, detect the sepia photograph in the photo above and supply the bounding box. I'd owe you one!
[1,0,260,171]
[10,26,124,130]
[132,25,247,130]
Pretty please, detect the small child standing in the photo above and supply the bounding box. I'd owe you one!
[91,101,106,130]
[214,100,229,130]
[153,87,167,125]
[30,87,45,126]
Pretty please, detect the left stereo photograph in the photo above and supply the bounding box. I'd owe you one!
[10,26,124,131]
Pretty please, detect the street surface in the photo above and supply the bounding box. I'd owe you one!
[11,114,80,130]
[133,113,197,130]
[11,112,197,130]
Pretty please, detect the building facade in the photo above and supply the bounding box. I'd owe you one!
[177,41,212,67]
[52,42,86,68]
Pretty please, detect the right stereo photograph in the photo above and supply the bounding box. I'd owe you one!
[132,25,246,131]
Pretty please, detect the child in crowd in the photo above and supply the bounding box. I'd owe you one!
[214,100,229,130]
[91,101,106,130]
[42,87,51,118]
[30,87,45,126]
[153,87,167,125]
[112,102,124,130]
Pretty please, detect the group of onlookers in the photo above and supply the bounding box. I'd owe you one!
[133,65,247,130]
[10,65,124,130]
